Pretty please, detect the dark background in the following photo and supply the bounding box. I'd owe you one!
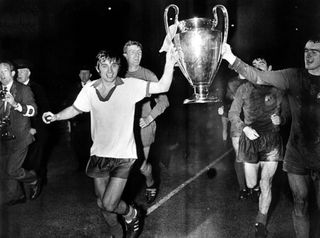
[0,0,319,109]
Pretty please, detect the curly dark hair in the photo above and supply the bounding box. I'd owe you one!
[95,49,121,69]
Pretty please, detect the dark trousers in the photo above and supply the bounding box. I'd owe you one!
[23,130,49,179]
[288,171,320,238]
[1,145,37,202]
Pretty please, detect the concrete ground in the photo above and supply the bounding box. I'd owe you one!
[0,101,318,238]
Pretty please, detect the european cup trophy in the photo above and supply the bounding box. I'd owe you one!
[164,4,229,104]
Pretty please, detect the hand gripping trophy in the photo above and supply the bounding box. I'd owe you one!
[164,4,229,104]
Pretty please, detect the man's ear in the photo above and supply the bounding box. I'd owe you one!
[268,65,272,71]
[11,71,16,77]
[27,69,31,77]
[96,66,100,73]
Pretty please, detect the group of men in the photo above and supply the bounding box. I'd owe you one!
[220,34,320,238]
[1,32,319,238]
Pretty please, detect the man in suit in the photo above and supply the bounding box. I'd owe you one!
[15,59,50,200]
[0,61,39,205]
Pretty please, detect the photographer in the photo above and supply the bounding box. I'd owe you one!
[0,61,39,206]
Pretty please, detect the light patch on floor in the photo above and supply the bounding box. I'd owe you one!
[147,149,233,215]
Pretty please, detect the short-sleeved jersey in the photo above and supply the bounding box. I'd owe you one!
[73,77,148,159]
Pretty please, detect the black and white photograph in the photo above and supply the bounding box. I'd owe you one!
[0,0,320,237]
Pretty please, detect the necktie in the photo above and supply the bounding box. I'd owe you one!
[2,87,8,115]
[0,87,5,116]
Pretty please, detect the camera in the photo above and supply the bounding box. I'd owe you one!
[0,87,7,100]
[0,116,15,141]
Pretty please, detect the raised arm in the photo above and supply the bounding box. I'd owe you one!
[149,46,177,94]
[221,43,296,91]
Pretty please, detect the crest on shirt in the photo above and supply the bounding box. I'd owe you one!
[264,94,275,106]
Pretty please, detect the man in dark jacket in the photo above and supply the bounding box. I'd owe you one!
[16,59,50,200]
[0,61,38,205]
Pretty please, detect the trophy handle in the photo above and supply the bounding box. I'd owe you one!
[211,5,229,84]
[164,4,179,40]
[164,5,191,84]
[212,5,229,45]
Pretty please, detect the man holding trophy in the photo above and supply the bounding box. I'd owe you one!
[221,35,320,238]
[0,61,39,206]
[42,47,177,238]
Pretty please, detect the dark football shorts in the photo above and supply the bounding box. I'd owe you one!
[238,131,283,164]
[86,155,135,179]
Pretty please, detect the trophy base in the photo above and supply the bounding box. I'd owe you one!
[183,95,220,104]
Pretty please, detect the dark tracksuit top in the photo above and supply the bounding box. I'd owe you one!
[230,58,320,170]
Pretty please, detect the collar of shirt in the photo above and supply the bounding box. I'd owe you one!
[3,80,13,91]
[23,79,30,85]
[92,77,124,88]
[92,77,124,102]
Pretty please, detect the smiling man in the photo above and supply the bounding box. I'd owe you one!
[42,47,177,238]
[222,34,320,238]
[123,41,169,204]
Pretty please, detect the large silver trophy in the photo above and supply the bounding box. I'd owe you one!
[164,5,229,104]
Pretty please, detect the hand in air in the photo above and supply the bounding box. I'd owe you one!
[243,126,260,140]
[221,43,236,64]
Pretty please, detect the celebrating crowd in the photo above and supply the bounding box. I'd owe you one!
[1,29,320,238]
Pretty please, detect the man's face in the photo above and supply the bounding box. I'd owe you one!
[124,45,142,67]
[252,58,268,71]
[252,58,270,85]
[304,41,320,72]
[0,63,14,86]
[79,70,91,84]
[97,58,120,83]
[17,68,30,84]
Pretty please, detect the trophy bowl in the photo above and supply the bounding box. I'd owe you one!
[164,5,229,104]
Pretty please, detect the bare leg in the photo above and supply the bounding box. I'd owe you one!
[232,137,246,191]
[244,162,259,189]
[140,146,154,187]
[259,162,278,220]
[221,116,228,141]
[94,177,130,237]
[287,172,310,238]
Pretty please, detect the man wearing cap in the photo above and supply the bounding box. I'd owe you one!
[15,59,50,200]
